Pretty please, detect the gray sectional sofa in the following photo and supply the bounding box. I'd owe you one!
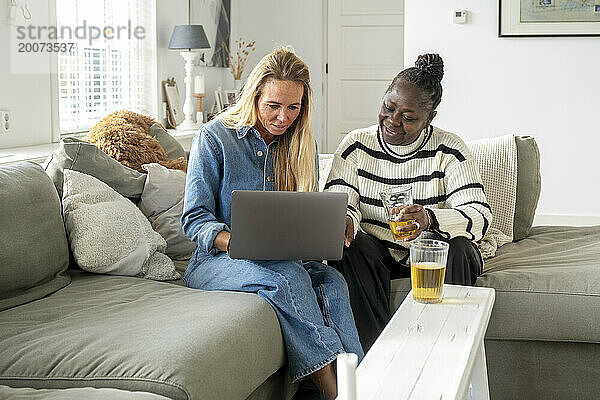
[1,134,599,399]
[0,162,295,399]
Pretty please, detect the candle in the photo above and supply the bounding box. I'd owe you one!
[194,74,205,94]
[337,353,358,400]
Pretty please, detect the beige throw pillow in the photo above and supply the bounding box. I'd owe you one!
[62,169,180,280]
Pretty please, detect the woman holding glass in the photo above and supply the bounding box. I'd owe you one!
[182,47,363,400]
[325,53,492,352]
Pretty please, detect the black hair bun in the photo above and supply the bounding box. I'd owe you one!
[415,54,444,82]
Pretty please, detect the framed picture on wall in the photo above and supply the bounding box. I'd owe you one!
[500,0,600,37]
[191,0,231,66]
[163,78,184,128]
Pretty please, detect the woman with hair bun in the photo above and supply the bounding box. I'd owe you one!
[182,47,363,400]
[326,53,492,352]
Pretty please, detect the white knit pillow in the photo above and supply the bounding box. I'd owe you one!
[467,134,517,259]
[62,169,180,280]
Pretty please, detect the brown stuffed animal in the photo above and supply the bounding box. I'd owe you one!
[84,110,187,173]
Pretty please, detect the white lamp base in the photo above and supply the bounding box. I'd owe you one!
[179,51,201,131]
[177,119,200,130]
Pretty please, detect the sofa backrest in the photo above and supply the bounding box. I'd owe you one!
[0,162,71,311]
[513,136,541,241]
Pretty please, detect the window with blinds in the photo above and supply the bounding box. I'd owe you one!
[55,0,156,134]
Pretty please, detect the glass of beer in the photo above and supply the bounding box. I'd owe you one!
[409,239,449,303]
[379,185,414,241]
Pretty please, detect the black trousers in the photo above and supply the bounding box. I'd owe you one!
[328,231,483,352]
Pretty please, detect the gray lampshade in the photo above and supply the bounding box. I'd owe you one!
[168,25,211,50]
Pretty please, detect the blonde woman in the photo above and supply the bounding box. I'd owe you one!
[182,47,363,400]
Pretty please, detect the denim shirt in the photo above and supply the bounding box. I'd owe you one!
[182,118,316,255]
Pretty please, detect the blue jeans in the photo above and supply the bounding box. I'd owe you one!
[184,251,365,382]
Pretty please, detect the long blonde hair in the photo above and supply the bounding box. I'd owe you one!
[218,46,317,192]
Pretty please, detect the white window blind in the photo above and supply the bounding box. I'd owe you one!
[56,0,156,134]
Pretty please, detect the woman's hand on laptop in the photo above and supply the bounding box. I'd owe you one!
[344,216,354,247]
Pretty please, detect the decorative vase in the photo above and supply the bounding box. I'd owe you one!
[234,79,243,92]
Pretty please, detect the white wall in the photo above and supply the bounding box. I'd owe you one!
[231,0,326,149]
[0,2,53,148]
[404,1,600,218]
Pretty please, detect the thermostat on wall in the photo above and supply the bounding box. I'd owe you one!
[454,10,467,24]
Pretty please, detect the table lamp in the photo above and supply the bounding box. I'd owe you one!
[168,25,210,130]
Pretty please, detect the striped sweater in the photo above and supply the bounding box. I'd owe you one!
[324,124,492,261]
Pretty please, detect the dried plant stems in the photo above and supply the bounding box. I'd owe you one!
[222,38,256,80]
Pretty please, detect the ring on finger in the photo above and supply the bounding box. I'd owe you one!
[414,221,421,231]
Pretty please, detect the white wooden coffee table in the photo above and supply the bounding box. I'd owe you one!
[337,284,495,400]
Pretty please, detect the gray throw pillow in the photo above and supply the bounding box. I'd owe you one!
[44,137,146,201]
[138,163,196,260]
[62,169,180,281]
[149,123,187,160]
[0,162,70,311]
[514,136,541,241]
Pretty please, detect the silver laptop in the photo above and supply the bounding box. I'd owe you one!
[229,190,348,261]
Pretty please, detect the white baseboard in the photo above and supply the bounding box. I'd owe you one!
[533,214,600,227]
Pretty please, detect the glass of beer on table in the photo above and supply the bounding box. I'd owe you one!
[409,239,449,303]
[379,185,415,241]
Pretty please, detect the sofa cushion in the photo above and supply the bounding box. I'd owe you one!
[44,137,146,201]
[138,163,196,261]
[149,123,187,160]
[0,162,70,311]
[0,271,287,400]
[476,225,600,343]
[62,170,179,281]
[513,136,541,241]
